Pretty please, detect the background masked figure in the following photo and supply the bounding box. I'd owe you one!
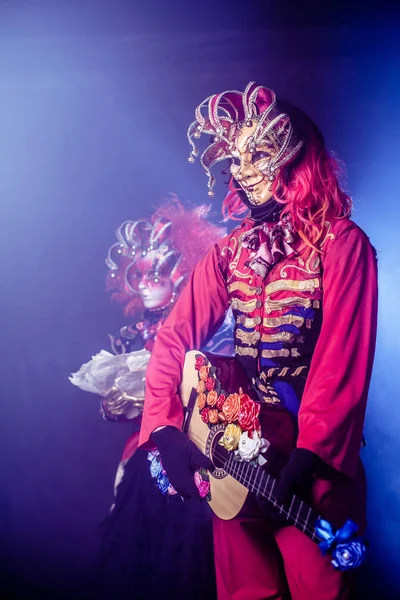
[140,84,378,600]
[71,196,232,598]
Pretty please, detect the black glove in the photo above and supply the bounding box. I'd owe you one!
[275,448,324,505]
[151,426,214,498]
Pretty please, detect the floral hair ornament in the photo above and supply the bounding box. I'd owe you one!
[105,209,182,301]
[105,195,226,316]
[187,82,304,196]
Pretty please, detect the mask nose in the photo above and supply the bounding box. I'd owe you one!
[236,162,256,184]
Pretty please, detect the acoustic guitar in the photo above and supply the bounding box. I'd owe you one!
[179,350,357,554]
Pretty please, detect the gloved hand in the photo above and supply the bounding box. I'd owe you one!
[275,448,324,505]
[151,426,214,498]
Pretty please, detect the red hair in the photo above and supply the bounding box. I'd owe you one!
[222,103,352,251]
[150,196,225,274]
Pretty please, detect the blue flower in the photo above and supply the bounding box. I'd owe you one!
[316,519,358,555]
[148,455,163,479]
[147,451,175,495]
[316,519,366,571]
[156,472,170,495]
[331,540,366,571]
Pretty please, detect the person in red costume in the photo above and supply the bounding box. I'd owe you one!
[101,196,229,472]
[141,84,378,600]
[71,197,231,599]
[71,196,230,477]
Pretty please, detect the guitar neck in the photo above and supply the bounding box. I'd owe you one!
[224,452,322,544]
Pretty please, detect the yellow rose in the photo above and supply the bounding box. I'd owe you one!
[218,423,242,451]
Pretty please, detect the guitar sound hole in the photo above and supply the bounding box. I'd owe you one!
[210,431,229,470]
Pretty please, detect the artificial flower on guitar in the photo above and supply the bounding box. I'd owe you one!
[194,354,269,466]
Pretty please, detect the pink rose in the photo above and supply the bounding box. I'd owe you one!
[194,471,210,498]
[195,355,205,371]
[205,376,215,392]
[201,407,210,423]
[216,394,226,411]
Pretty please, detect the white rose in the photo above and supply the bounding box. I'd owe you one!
[236,431,271,463]
[237,430,262,462]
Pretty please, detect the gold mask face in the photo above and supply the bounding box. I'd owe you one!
[229,122,278,206]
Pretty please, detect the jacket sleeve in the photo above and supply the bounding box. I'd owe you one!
[297,224,378,479]
[139,243,230,446]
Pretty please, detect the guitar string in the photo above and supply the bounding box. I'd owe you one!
[214,451,318,539]
[227,458,320,540]
[209,445,321,539]
[215,450,319,540]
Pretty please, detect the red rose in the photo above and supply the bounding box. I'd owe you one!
[201,407,210,423]
[195,355,205,371]
[216,394,226,411]
[205,376,215,392]
[237,393,261,431]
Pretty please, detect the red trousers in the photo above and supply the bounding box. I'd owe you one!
[213,518,354,600]
[213,464,366,600]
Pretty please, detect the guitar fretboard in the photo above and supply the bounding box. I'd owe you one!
[224,452,323,543]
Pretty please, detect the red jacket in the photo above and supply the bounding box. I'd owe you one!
[139,215,378,480]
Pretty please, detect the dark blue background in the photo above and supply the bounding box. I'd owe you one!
[0,1,399,598]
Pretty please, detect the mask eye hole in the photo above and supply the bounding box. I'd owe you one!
[251,151,270,164]
[147,269,163,284]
